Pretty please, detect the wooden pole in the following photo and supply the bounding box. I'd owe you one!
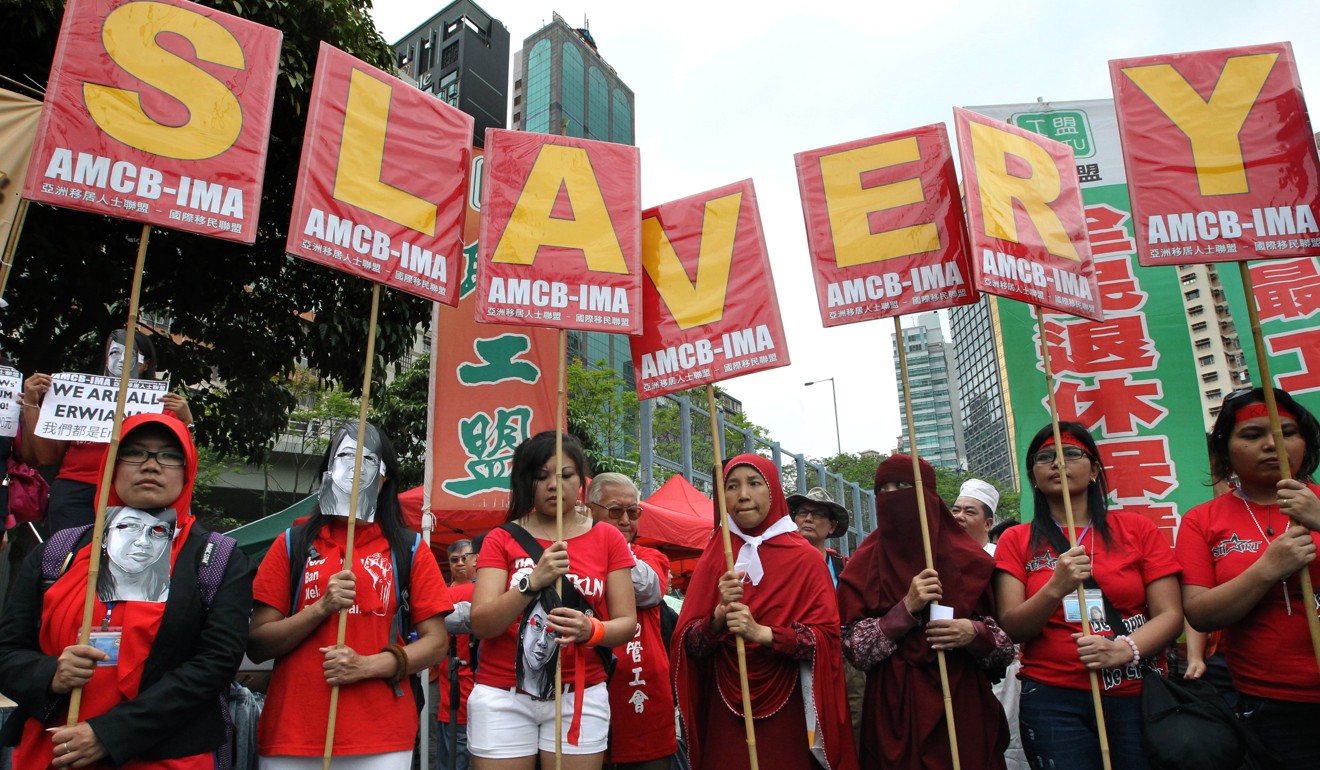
[554,328,566,769]
[68,222,151,725]
[1035,309,1112,770]
[1237,263,1320,671]
[893,317,962,769]
[0,198,30,300]
[707,385,760,770]
[322,281,383,770]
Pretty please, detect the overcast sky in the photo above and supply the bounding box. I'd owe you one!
[372,0,1320,463]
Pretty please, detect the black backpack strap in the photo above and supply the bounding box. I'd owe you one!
[1039,522,1127,634]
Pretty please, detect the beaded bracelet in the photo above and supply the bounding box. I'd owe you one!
[1115,635,1140,666]
[585,616,606,648]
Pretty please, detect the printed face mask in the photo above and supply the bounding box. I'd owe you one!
[318,436,383,522]
[105,341,145,378]
[98,506,177,603]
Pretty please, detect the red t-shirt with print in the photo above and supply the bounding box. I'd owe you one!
[995,512,1180,695]
[607,543,678,762]
[437,580,475,724]
[475,522,634,689]
[253,520,453,756]
[1176,488,1320,703]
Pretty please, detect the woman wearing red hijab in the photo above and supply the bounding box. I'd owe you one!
[0,412,254,768]
[671,454,856,770]
[838,454,1012,770]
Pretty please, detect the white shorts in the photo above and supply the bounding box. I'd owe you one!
[466,682,610,758]
[259,752,411,770]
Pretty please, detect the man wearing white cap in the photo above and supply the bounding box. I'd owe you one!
[951,478,999,554]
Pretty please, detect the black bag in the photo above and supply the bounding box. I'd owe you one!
[1141,667,1267,770]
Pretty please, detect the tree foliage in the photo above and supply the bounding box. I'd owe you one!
[566,358,639,477]
[0,0,427,462]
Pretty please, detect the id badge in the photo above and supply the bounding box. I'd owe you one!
[1062,588,1106,626]
[89,629,122,666]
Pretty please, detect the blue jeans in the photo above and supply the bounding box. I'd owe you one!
[437,721,470,770]
[1018,678,1149,770]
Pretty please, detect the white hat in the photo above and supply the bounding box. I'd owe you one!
[958,479,999,516]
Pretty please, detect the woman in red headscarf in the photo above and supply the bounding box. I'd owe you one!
[671,454,856,770]
[0,412,254,768]
[838,454,1012,770]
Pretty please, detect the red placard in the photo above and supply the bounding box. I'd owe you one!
[477,128,641,333]
[286,43,472,304]
[629,180,790,398]
[954,108,1102,321]
[21,0,280,244]
[795,124,977,326]
[1111,43,1320,267]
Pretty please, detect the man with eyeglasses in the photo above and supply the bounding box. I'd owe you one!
[787,487,850,585]
[586,473,676,770]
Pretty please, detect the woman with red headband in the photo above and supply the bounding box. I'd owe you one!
[1176,388,1320,768]
[672,454,856,770]
[994,422,1182,770]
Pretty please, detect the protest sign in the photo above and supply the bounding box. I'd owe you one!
[630,180,790,398]
[477,128,641,333]
[34,373,168,442]
[0,366,22,438]
[287,43,473,304]
[1111,42,1320,267]
[795,124,977,326]
[22,0,282,243]
[955,107,1102,321]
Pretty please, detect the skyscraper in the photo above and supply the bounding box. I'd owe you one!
[892,312,966,470]
[510,13,637,387]
[949,297,1018,487]
[393,0,510,148]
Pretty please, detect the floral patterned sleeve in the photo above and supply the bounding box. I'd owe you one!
[841,601,919,671]
[683,619,725,658]
[966,615,1016,671]
[768,623,817,661]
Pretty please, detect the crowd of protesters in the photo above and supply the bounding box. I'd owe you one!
[0,378,1317,770]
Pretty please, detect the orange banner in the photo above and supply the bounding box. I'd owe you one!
[1111,42,1320,267]
[22,0,281,244]
[955,108,1102,321]
[476,129,641,333]
[427,147,562,532]
[629,180,789,398]
[286,43,473,304]
[795,124,977,326]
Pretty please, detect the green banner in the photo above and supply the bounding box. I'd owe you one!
[972,99,1212,539]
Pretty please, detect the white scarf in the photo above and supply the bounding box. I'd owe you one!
[727,515,798,586]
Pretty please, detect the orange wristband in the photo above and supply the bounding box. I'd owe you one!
[585,616,606,647]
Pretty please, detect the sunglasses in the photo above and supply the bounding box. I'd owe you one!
[113,521,173,540]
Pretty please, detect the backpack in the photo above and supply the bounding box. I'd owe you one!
[284,524,425,712]
[38,523,238,770]
[1141,666,1269,770]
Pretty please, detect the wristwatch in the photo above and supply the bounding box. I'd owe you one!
[516,574,540,596]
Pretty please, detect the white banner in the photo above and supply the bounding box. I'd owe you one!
[0,366,22,438]
[34,373,168,442]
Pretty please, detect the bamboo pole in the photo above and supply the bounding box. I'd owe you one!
[68,223,151,725]
[1237,263,1320,672]
[554,328,566,770]
[1036,310,1112,770]
[893,317,961,769]
[322,281,383,770]
[707,385,760,770]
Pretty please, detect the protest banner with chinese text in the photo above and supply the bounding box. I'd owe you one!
[955,107,1103,322]
[1111,43,1320,267]
[34,373,167,442]
[21,0,281,244]
[0,366,22,438]
[1220,259,1320,418]
[477,129,641,333]
[976,99,1209,543]
[427,148,562,545]
[795,124,977,326]
[286,43,472,305]
[629,180,790,398]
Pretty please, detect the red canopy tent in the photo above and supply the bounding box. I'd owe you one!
[400,474,716,588]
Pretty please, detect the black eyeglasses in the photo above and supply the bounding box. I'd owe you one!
[118,447,186,467]
[592,502,642,520]
[1031,446,1089,465]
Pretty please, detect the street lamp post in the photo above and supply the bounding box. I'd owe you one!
[804,377,842,456]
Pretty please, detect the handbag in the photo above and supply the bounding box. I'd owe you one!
[1141,665,1267,770]
[5,452,50,524]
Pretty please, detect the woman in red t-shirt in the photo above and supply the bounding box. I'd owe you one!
[994,422,1182,770]
[248,421,451,769]
[1175,388,1320,768]
[468,431,637,770]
